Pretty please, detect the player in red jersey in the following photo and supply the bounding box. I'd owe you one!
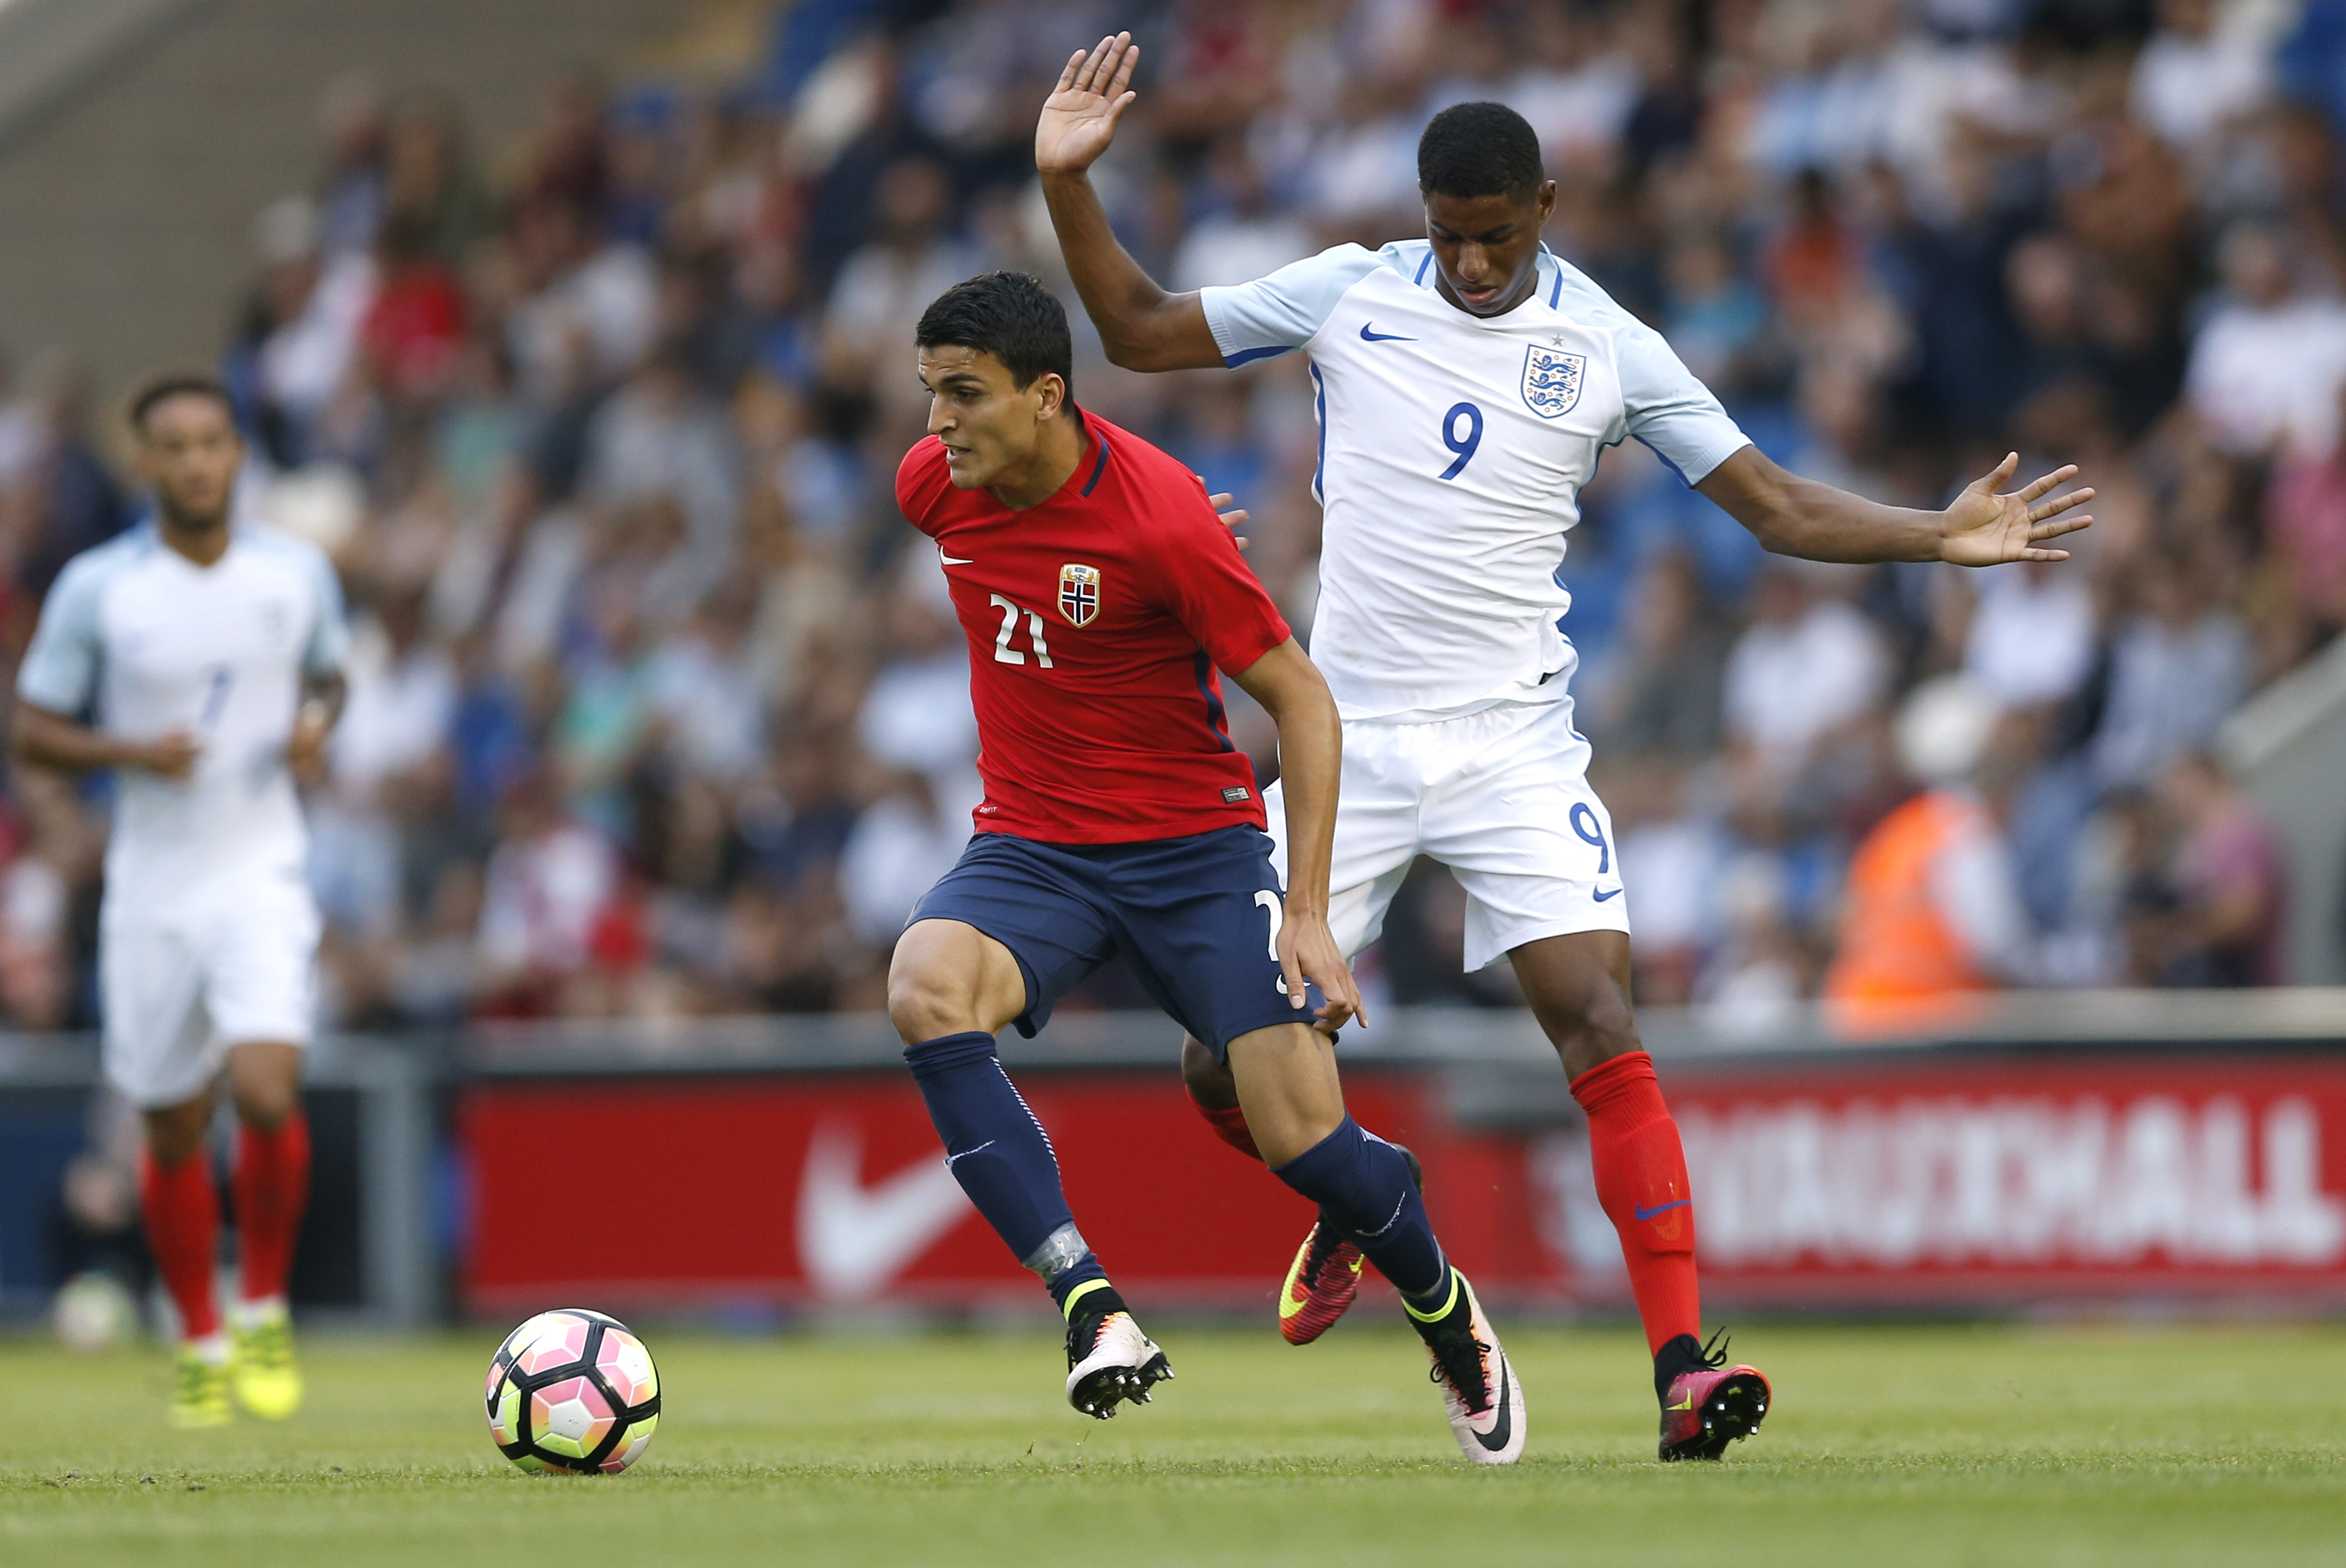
[886,272,1524,1461]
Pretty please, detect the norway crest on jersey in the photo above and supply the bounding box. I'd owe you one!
[1521,345,1586,419]
[1058,563,1102,627]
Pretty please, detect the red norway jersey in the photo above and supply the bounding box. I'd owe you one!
[896,414,1291,843]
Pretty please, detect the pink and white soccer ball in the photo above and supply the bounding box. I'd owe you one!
[483,1308,661,1474]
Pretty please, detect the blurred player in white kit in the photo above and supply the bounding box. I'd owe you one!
[11,372,347,1427]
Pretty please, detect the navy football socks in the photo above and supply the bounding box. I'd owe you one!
[1271,1117,1449,1310]
[904,1031,1106,1309]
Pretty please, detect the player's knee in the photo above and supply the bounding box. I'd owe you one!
[225,1043,303,1129]
[1180,1036,1237,1109]
[1555,984,1641,1079]
[144,1103,211,1168]
[886,961,979,1044]
[231,1078,300,1130]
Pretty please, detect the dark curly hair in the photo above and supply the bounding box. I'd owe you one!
[1418,101,1545,201]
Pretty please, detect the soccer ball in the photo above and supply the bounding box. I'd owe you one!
[484,1308,661,1474]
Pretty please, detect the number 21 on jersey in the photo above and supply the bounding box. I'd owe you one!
[989,593,1054,668]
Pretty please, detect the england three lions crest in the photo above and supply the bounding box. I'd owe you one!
[1521,346,1585,419]
[1058,563,1102,627]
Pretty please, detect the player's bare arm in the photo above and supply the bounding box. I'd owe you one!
[1227,638,1363,1035]
[10,701,199,780]
[1697,445,2095,567]
[1036,33,1223,372]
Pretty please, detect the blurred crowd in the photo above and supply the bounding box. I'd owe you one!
[0,0,2338,1033]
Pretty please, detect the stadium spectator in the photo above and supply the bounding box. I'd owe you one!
[1824,678,2034,1031]
[2090,546,2253,789]
[1723,561,1891,779]
[2145,749,2285,986]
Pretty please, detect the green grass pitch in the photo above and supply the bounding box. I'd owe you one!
[3,1320,2343,1566]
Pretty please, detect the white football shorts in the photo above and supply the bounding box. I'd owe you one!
[1265,697,1629,972]
[98,872,321,1109]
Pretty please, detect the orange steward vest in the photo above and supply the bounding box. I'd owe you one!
[1824,790,1998,1015]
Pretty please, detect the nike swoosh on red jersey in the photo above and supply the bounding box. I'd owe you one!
[938,547,975,566]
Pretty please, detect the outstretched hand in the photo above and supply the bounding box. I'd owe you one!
[1037,32,1141,174]
[1940,453,2095,566]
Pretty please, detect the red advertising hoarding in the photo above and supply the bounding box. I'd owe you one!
[457,1053,2346,1317]
[1660,1057,2346,1307]
[458,1071,1496,1317]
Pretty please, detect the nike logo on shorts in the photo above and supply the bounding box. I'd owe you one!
[1593,886,1623,902]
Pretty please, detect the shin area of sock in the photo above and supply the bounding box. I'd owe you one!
[904,1031,1077,1267]
[140,1149,222,1341]
[1271,1117,1446,1299]
[232,1113,312,1304]
[1571,1049,1701,1356]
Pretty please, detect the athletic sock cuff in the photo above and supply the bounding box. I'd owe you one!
[238,1112,309,1144]
[1401,1266,1461,1323]
[1060,1278,1118,1320]
[1569,1048,1662,1117]
[904,1031,999,1079]
[1268,1115,1364,1178]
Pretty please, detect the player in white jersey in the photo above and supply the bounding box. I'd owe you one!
[1036,36,2093,1460]
[12,373,348,1428]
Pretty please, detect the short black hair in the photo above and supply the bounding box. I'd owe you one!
[1418,102,1545,201]
[916,272,1073,394]
[127,369,236,436]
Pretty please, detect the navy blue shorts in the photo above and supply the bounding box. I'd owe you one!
[908,825,1318,1058]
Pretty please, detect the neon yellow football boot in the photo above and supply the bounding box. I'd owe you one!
[169,1344,233,1429]
[231,1304,303,1421]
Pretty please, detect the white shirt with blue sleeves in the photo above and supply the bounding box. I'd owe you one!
[17,522,348,906]
[1201,239,1750,721]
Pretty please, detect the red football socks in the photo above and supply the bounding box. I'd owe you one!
[1188,1092,1264,1162]
[140,1148,221,1340]
[233,1114,312,1304]
[1571,1050,1702,1357]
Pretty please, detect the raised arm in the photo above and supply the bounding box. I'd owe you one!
[1695,445,2094,566]
[1228,638,1364,1034]
[1036,33,1225,372]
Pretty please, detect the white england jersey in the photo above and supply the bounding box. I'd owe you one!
[1201,240,1750,721]
[17,523,349,905]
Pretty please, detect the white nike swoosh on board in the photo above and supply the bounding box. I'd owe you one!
[939,546,975,565]
[796,1120,973,1300]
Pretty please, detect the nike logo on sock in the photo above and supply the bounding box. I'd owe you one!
[1635,1199,1691,1223]
[1358,323,1416,342]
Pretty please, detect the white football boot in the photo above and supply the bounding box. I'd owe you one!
[1063,1283,1172,1419]
[1408,1269,1525,1464]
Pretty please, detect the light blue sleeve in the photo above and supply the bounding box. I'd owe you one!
[15,552,110,715]
[1198,244,1388,367]
[300,545,351,680]
[1614,314,1750,486]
